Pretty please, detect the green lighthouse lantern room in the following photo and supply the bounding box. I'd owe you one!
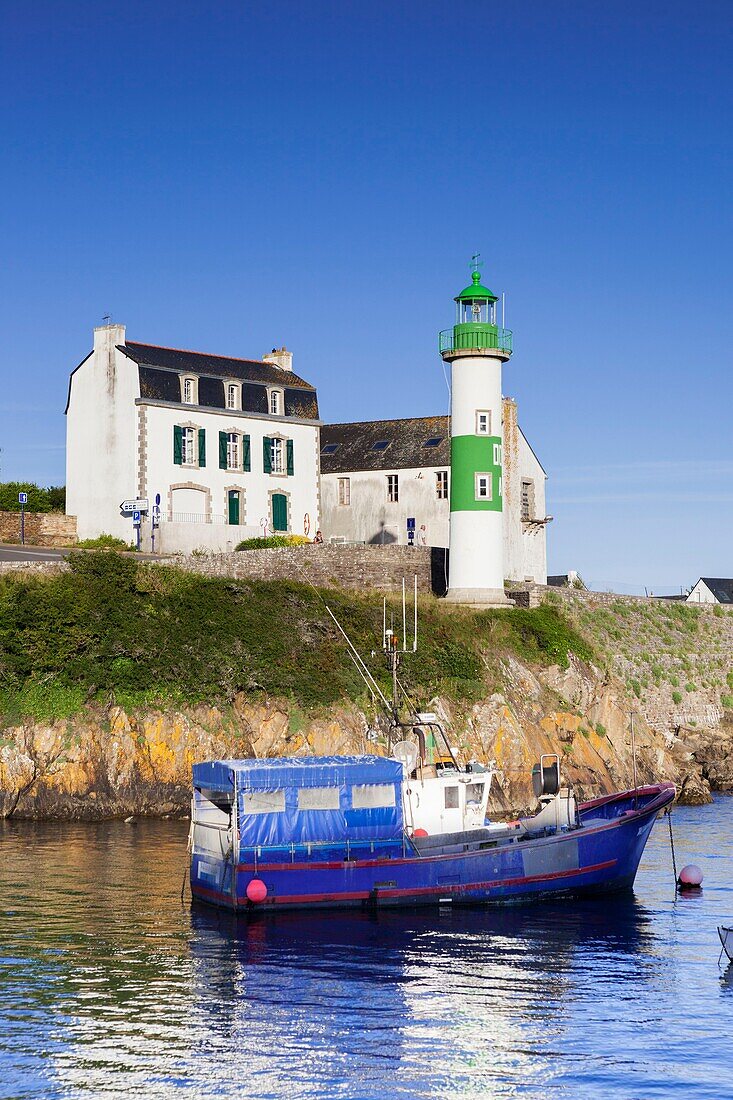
[439,256,513,357]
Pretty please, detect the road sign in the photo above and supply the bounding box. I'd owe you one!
[18,492,28,505]
[133,510,141,526]
[120,498,149,514]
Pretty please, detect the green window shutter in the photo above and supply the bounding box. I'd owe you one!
[243,434,251,472]
[219,431,227,470]
[286,439,294,476]
[263,436,272,474]
[198,428,206,467]
[173,425,183,465]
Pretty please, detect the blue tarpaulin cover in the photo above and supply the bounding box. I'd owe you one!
[193,755,404,849]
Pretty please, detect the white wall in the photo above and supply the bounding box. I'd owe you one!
[321,465,450,546]
[503,399,548,584]
[140,402,320,550]
[686,580,717,604]
[66,325,140,541]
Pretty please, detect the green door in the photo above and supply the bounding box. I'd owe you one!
[228,490,240,525]
[272,492,287,532]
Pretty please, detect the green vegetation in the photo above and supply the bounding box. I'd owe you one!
[0,482,65,512]
[76,534,134,550]
[672,691,683,705]
[0,554,594,722]
[235,534,311,550]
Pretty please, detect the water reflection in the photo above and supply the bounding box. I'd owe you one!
[0,806,731,1098]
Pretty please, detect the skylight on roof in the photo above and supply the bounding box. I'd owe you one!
[424,436,444,447]
[371,440,391,451]
[321,443,340,455]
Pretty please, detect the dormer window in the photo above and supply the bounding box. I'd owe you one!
[182,376,198,405]
[270,389,284,416]
[226,382,241,410]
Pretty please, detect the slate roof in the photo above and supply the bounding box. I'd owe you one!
[320,416,451,473]
[120,342,316,390]
[697,578,733,603]
[118,342,319,421]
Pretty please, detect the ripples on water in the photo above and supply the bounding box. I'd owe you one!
[0,799,731,1099]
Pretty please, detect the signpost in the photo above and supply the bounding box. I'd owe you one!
[132,510,141,552]
[151,493,161,554]
[18,492,27,545]
[120,499,149,514]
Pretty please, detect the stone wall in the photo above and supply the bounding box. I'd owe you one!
[0,511,77,548]
[164,543,436,592]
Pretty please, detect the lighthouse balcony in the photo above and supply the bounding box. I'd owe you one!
[439,324,513,358]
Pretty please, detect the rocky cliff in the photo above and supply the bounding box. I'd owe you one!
[0,652,719,820]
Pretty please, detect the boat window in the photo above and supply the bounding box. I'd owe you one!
[242,789,286,814]
[444,786,459,809]
[297,787,340,811]
[466,783,484,803]
[352,783,395,809]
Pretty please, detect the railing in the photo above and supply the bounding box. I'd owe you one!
[439,324,513,355]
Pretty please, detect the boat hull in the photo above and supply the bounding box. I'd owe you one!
[190,783,675,913]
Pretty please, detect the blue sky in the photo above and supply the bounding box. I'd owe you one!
[0,1,731,591]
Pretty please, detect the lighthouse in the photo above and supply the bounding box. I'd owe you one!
[439,258,513,606]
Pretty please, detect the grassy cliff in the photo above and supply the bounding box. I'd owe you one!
[0,553,592,724]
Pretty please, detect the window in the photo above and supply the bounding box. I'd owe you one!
[351,784,396,809]
[466,783,484,803]
[297,787,340,811]
[475,473,492,501]
[242,790,285,814]
[521,478,535,522]
[227,432,239,470]
[387,474,399,503]
[371,440,391,452]
[424,437,443,448]
[271,438,284,474]
[270,389,283,416]
[182,427,196,465]
[436,471,448,500]
[321,443,340,455]
[226,383,240,410]
[338,477,351,506]
[182,377,197,405]
[444,786,459,809]
[476,410,491,435]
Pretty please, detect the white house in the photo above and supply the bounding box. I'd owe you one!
[319,399,549,584]
[66,323,321,552]
[686,578,733,604]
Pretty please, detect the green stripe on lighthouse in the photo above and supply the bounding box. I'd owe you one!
[450,435,503,511]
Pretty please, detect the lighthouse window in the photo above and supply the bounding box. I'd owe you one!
[436,471,448,500]
[387,475,399,503]
[476,411,491,435]
[475,473,492,501]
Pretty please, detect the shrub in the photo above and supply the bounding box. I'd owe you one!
[75,534,132,550]
[721,694,733,710]
[713,604,724,618]
[595,722,606,737]
[235,534,311,551]
[630,679,642,698]
[672,690,682,705]
[685,682,696,693]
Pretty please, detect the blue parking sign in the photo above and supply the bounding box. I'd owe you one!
[133,510,141,526]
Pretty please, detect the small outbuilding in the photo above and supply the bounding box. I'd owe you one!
[686,578,733,604]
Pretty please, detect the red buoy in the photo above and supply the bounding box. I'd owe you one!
[677,864,703,889]
[413,828,429,838]
[246,878,268,903]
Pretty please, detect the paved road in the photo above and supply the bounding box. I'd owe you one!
[0,543,67,562]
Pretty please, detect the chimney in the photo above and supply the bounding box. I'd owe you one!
[93,321,126,352]
[263,345,293,372]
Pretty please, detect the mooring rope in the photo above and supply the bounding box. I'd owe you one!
[666,808,678,886]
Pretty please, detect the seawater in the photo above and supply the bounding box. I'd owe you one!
[1,798,732,1100]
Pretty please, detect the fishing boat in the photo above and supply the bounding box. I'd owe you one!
[719,926,733,963]
[188,583,675,913]
[189,751,675,912]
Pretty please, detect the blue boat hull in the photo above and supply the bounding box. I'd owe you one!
[190,783,675,913]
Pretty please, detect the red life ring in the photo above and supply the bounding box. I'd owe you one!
[304,513,311,536]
